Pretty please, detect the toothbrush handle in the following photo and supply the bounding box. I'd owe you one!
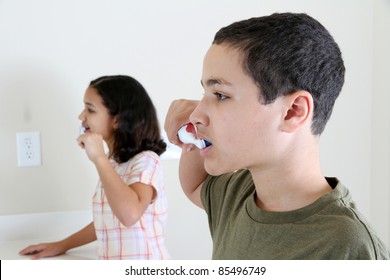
[177,125,205,149]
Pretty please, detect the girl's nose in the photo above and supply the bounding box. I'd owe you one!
[78,110,85,121]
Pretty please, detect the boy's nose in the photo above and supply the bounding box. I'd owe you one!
[189,99,209,128]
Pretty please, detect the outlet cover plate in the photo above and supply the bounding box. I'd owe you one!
[16,132,41,167]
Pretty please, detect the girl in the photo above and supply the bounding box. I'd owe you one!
[20,75,170,259]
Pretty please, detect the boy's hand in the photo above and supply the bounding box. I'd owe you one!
[164,99,199,146]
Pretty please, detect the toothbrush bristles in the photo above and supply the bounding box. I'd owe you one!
[204,140,212,147]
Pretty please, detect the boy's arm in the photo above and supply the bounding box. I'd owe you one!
[164,99,208,209]
[179,147,208,209]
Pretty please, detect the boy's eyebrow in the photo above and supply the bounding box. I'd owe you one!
[200,78,232,88]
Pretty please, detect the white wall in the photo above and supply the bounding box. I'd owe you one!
[0,0,389,258]
[372,0,390,246]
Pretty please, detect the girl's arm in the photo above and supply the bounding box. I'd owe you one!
[77,133,154,227]
[93,156,154,227]
[19,222,96,259]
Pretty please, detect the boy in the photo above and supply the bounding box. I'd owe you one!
[164,13,390,259]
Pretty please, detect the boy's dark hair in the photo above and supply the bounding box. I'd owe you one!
[213,13,345,135]
[90,75,166,163]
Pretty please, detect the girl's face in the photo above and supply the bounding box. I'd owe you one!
[78,87,117,148]
[190,44,288,175]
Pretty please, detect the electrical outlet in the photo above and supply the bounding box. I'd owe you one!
[16,132,41,167]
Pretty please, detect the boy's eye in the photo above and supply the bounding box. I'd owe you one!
[215,92,228,101]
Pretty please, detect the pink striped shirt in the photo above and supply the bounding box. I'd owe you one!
[92,151,170,259]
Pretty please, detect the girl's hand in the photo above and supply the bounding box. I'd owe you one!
[19,241,67,260]
[77,133,107,163]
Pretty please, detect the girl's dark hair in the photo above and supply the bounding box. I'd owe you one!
[90,75,166,163]
[213,13,345,135]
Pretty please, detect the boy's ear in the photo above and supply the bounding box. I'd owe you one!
[281,91,313,133]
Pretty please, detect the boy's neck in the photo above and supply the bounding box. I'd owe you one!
[250,140,332,212]
[252,173,332,212]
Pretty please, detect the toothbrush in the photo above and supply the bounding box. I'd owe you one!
[177,123,211,149]
[79,126,86,134]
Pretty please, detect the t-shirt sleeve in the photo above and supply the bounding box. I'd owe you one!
[201,172,236,235]
[122,152,162,194]
[201,170,255,237]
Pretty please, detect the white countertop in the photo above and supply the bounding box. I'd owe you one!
[0,239,97,260]
[0,211,97,260]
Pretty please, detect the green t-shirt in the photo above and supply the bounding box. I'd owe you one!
[201,169,390,260]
